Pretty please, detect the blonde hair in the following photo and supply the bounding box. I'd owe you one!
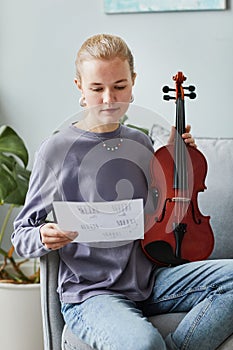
[75,34,135,82]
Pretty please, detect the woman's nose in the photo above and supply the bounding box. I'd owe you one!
[103,89,116,104]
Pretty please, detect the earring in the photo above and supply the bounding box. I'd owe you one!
[130,95,134,103]
[79,96,87,107]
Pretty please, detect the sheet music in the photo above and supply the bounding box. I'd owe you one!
[53,198,144,242]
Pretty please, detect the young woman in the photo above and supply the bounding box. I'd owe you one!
[12,34,233,350]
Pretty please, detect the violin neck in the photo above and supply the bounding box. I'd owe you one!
[174,97,188,190]
[176,97,186,136]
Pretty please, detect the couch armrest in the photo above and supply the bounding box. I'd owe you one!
[40,251,65,350]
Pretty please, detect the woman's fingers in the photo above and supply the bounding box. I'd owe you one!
[40,223,78,250]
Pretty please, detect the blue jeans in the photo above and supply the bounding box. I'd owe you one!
[61,259,233,350]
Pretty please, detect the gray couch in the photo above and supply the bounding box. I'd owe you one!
[40,137,233,350]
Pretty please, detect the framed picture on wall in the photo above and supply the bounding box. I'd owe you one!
[104,0,227,14]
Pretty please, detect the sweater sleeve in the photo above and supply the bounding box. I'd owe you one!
[11,149,59,258]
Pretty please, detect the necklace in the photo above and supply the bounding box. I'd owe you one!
[102,137,124,151]
[93,132,124,152]
[78,119,124,152]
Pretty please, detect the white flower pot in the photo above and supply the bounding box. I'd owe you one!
[0,262,43,350]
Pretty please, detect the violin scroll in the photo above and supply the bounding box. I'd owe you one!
[163,72,197,101]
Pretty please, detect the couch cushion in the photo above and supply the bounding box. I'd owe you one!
[149,313,186,338]
[62,325,93,350]
[197,138,233,259]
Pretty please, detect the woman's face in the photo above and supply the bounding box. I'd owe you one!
[75,57,136,125]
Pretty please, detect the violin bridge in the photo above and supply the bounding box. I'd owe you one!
[172,197,191,203]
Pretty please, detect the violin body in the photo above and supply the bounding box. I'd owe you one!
[143,144,214,265]
[141,72,214,266]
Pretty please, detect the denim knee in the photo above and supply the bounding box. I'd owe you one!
[127,325,166,350]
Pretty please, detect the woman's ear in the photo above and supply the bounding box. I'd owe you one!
[132,72,137,86]
[74,78,82,90]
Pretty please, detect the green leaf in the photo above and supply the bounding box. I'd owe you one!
[0,125,30,203]
[0,166,17,200]
[120,115,149,136]
[125,123,149,135]
[0,126,33,282]
[0,126,28,167]
[4,163,31,205]
[120,115,129,124]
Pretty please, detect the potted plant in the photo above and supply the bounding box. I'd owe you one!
[0,125,43,350]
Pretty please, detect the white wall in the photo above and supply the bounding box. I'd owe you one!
[1,0,233,165]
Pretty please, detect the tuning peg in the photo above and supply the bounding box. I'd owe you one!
[163,95,176,101]
[184,92,196,99]
[184,85,196,92]
[162,86,175,93]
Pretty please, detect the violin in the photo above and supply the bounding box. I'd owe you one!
[142,72,214,266]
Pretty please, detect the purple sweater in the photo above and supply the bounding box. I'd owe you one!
[12,124,157,303]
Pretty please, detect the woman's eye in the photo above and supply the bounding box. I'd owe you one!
[115,86,126,90]
[91,87,103,92]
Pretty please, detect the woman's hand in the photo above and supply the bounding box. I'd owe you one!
[40,223,78,250]
[182,124,197,148]
[168,124,197,148]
